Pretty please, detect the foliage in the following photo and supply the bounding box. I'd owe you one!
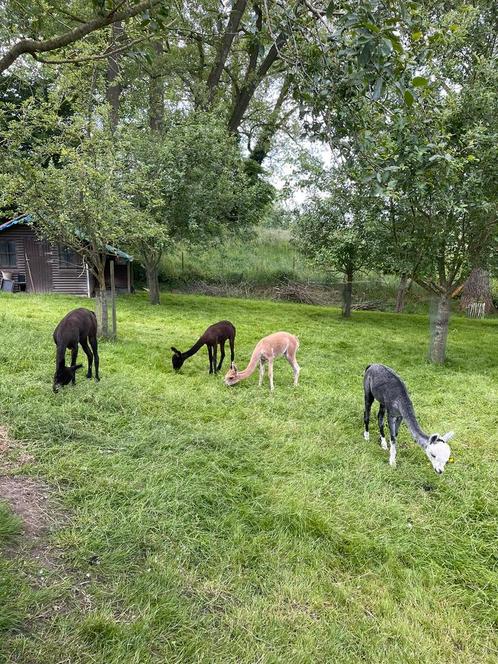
[120,114,269,247]
[294,177,379,278]
[1,108,136,282]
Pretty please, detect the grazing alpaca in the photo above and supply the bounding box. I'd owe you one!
[53,308,100,392]
[224,331,300,391]
[363,364,453,473]
[171,320,235,374]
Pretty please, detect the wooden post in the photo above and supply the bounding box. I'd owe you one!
[110,258,117,340]
[85,262,91,298]
[127,261,131,294]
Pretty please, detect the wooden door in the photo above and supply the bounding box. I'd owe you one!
[24,237,53,293]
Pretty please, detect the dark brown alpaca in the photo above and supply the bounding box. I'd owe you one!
[53,308,100,392]
[171,320,235,374]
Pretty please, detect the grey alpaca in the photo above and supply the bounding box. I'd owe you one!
[363,364,453,473]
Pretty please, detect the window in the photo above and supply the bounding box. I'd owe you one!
[0,241,16,267]
[58,246,81,268]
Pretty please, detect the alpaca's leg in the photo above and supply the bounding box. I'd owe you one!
[212,344,218,373]
[395,416,402,438]
[378,404,388,450]
[363,391,374,441]
[80,338,93,379]
[285,351,300,386]
[70,346,78,384]
[268,358,274,391]
[208,345,213,374]
[89,336,100,381]
[259,359,265,386]
[229,335,235,364]
[388,413,398,467]
[216,342,225,371]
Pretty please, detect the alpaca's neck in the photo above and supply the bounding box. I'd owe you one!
[56,344,67,371]
[399,398,429,447]
[236,347,261,380]
[182,338,205,359]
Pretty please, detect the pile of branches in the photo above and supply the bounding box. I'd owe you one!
[272,280,333,305]
[350,300,385,311]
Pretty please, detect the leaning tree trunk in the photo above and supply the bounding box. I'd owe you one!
[94,267,110,338]
[145,258,161,305]
[460,267,495,314]
[395,274,411,313]
[429,294,451,364]
[342,269,354,318]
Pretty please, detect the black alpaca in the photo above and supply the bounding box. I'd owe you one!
[171,320,236,374]
[53,308,100,392]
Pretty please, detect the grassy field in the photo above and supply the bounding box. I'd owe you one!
[0,292,497,663]
[156,229,481,313]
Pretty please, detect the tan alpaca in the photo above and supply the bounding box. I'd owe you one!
[224,332,300,391]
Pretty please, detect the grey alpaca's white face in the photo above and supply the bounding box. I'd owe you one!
[426,432,453,473]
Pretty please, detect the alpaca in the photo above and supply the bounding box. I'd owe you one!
[53,308,99,392]
[363,364,453,473]
[224,331,299,391]
[171,320,235,374]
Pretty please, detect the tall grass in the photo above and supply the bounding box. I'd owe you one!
[0,292,497,663]
[158,228,332,286]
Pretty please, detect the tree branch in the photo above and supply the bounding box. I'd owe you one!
[0,0,162,75]
[206,0,248,101]
[32,37,145,65]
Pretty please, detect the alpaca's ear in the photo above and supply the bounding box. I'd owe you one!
[231,363,238,371]
[171,347,180,355]
[429,434,439,445]
[442,431,454,443]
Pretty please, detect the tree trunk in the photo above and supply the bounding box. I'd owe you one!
[148,41,164,132]
[106,21,124,132]
[395,274,411,313]
[429,294,451,364]
[94,265,110,338]
[460,267,495,314]
[249,76,290,165]
[146,260,161,305]
[206,0,248,101]
[227,29,289,133]
[96,288,110,338]
[342,269,353,318]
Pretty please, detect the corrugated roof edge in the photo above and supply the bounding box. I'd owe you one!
[0,214,133,262]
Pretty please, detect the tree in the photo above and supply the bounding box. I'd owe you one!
[119,113,270,305]
[294,175,380,318]
[1,108,136,337]
[296,1,497,361]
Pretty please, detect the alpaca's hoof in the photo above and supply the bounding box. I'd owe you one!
[389,458,396,467]
[380,437,388,450]
[363,431,369,441]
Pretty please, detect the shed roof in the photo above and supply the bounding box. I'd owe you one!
[0,214,133,262]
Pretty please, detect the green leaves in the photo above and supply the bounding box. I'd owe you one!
[412,76,429,87]
[403,89,414,107]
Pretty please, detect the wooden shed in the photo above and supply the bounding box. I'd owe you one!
[0,215,133,296]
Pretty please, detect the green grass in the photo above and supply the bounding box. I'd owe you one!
[0,291,497,663]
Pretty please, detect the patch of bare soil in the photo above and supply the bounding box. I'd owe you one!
[0,426,64,570]
[0,425,35,470]
[0,476,62,569]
